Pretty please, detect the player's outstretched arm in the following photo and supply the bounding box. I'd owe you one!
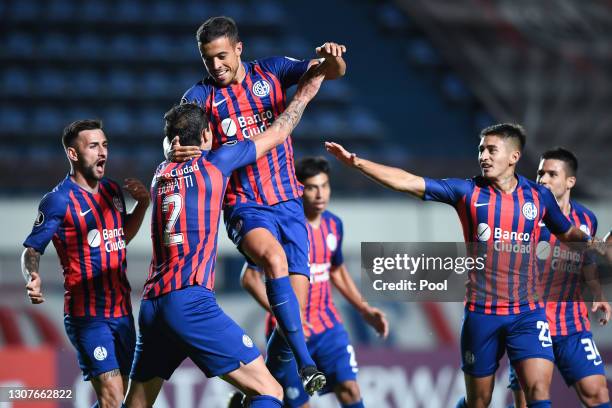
[252,63,326,159]
[582,263,611,326]
[325,142,426,198]
[21,247,44,304]
[330,264,389,338]
[123,178,151,244]
[240,265,272,312]
[313,42,347,80]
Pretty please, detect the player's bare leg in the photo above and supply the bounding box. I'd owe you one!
[574,374,610,407]
[222,356,284,407]
[511,388,528,408]
[124,377,164,408]
[463,373,495,408]
[90,369,127,408]
[240,227,325,393]
[514,358,553,405]
[335,380,364,407]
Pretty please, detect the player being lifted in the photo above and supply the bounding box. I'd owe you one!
[124,65,326,408]
[232,157,389,408]
[21,120,150,408]
[508,148,611,408]
[176,16,347,393]
[326,124,600,408]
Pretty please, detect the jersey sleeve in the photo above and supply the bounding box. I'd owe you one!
[331,217,344,267]
[422,178,469,206]
[22,191,68,254]
[540,187,572,235]
[257,56,310,89]
[208,140,257,176]
[181,83,211,111]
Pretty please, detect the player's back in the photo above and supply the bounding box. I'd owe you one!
[23,175,131,318]
[539,200,597,336]
[182,56,310,207]
[144,141,257,299]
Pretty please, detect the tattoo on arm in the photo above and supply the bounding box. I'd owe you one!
[270,99,306,135]
[21,247,41,282]
[99,369,121,380]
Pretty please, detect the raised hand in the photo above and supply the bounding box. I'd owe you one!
[316,42,347,58]
[592,301,611,326]
[166,136,202,163]
[325,141,358,167]
[26,271,44,304]
[124,178,150,204]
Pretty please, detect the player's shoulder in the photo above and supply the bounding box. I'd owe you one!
[39,177,72,211]
[181,78,214,104]
[101,177,121,192]
[570,200,597,223]
[323,210,343,227]
[518,174,542,192]
[254,56,304,71]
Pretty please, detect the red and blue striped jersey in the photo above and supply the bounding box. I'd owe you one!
[266,210,344,337]
[424,174,572,315]
[181,56,310,207]
[23,176,131,318]
[539,200,597,336]
[144,141,256,299]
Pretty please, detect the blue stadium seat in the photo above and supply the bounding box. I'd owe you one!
[441,73,472,104]
[142,71,171,97]
[110,35,139,58]
[283,38,310,58]
[6,32,35,57]
[46,0,74,21]
[150,1,177,22]
[251,1,286,27]
[80,0,110,22]
[145,35,173,59]
[66,107,99,124]
[104,108,134,136]
[40,33,70,57]
[377,3,410,32]
[75,34,104,58]
[108,70,136,97]
[185,0,216,22]
[74,70,102,97]
[33,107,64,132]
[405,38,442,67]
[2,69,30,95]
[136,108,164,136]
[347,109,383,138]
[10,0,41,20]
[37,70,67,96]
[115,1,144,22]
[0,106,27,134]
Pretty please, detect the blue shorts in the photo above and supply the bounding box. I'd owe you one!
[461,308,554,377]
[224,198,310,277]
[508,330,605,389]
[267,325,358,407]
[130,285,260,382]
[64,314,136,381]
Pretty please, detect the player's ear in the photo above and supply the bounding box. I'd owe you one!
[235,41,243,57]
[66,146,78,162]
[509,149,521,165]
[566,175,576,190]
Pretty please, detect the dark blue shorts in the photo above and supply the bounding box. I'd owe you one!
[267,325,358,407]
[461,308,554,377]
[224,198,310,277]
[509,330,605,389]
[130,285,260,382]
[64,314,136,381]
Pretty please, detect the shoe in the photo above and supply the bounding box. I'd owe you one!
[300,366,326,395]
[227,391,245,408]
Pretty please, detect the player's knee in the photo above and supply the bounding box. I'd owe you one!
[335,380,361,404]
[579,382,610,406]
[523,379,549,402]
[260,249,287,278]
[259,379,283,401]
[97,384,124,408]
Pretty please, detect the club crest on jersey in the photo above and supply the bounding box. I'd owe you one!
[113,196,124,213]
[326,233,338,251]
[242,334,253,348]
[252,80,271,97]
[579,224,591,235]
[93,346,108,361]
[34,211,45,227]
[286,387,300,400]
[522,202,538,221]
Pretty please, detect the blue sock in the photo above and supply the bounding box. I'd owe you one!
[250,395,283,408]
[342,401,365,408]
[455,396,467,408]
[265,276,315,370]
[590,403,612,408]
[527,401,550,408]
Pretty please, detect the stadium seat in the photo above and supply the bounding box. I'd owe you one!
[37,70,67,97]
[33,107,64,133]
[0,106,27,134]
[108,70,136,97]
[10,0,41,20]
[80,0,110,22]
[1,68,30,96]
[75,34,105,58]
[40,33,70,57]
[5,32,34,57]
[73,70,103,97]
[46,0,74,21]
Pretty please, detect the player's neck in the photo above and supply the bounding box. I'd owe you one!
[305,211,323,227]
[232,62,246,85]
[490,173,518,194]
[556,192,572,215]
[70,171,99,194]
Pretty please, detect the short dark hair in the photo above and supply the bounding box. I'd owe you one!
[62,119,102,149]
[164,103,207,146]
[541,147,578,177]
[479,123,526,151]
[296,156,330,183]
[196,16,239,45]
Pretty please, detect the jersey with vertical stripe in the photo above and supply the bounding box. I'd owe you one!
[144,140,256,299]
[181,56,310,207]
[23,176,131,318]
[266,210,344,337]
[424,174,572,315]
[539,200,597,336]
